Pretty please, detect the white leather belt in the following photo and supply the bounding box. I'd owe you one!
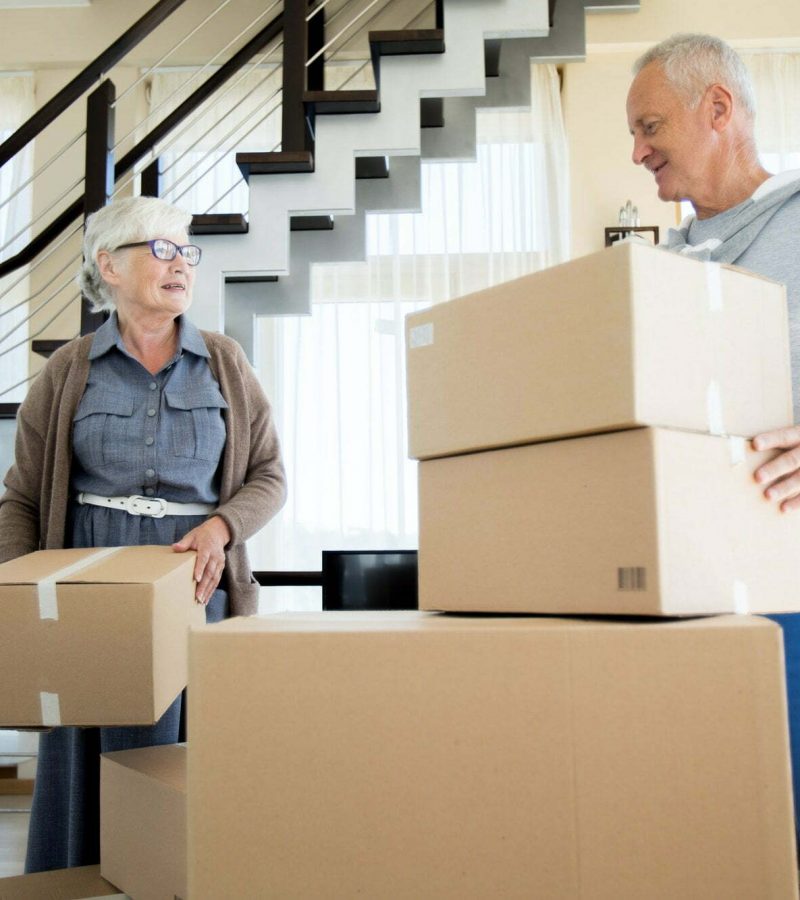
[76,492,215,519]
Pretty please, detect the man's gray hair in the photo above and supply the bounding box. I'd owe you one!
[77,196,193,313]
[633,33,756,120]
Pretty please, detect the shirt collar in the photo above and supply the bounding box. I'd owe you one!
[88,312,209,360]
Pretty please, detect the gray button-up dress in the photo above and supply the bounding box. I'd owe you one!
[25,313,230,873]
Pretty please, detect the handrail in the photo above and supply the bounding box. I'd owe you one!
[0,0,187,169]
[0,9,285,280]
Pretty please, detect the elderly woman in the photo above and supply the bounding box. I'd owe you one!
[0,195,286,872]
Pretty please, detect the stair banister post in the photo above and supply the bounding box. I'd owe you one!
[141,158,162,198]
[281,0,311,152]
[81,78,116,335]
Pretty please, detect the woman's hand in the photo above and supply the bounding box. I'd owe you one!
[753,425,800,512]
[172,515,231,604]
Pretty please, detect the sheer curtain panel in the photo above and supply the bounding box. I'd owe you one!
[251,63,570,612]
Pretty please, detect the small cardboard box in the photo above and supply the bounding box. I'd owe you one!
[187,612,797,899]
[0,546,204,727]
[405,242,792,459]
[100,744,186,900]
[0,864,125,898]
[419,427,800,616]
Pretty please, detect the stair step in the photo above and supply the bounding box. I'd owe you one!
[355,156,389,179]
[368,28,445,57]
[236,151,314,181]
[303,91,380,116]
[421,98,444,128]
[32,339,68,359]
[225,275,279,284]
[291,215,334,232]
[484,39,502,77]
[191,214,248,235]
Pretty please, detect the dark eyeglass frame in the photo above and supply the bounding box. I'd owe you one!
[115,238,202,266]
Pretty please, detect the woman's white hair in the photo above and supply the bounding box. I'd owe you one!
[634,33,756,121]
[77,196,193,313]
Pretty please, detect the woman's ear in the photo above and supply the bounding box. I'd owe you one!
[96,249,122,287]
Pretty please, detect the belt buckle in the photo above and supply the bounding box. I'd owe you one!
[126,495,167,518]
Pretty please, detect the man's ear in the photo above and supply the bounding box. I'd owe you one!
[707,83,734,133]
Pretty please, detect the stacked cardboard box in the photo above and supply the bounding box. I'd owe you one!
[0,864,126,898]
[100,744,186,900]
[185,611,797,897]
[181,243,799,896]
[405,241,800,615]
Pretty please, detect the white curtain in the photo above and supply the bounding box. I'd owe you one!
[251,62,570,612]
[742,52,800,171]
[0,74,34,403]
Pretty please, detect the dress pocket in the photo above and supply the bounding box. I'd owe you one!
[164,388,228,461]
[72,390,135,469]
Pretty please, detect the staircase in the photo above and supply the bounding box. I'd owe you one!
[0,0,641,387]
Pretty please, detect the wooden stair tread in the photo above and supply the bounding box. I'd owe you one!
[236,150,314,179]
[369,28,444,55]
[191,213,248,235]
[304,90,380,115]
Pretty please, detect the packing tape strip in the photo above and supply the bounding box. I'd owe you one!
[37,546,123,621]
[728,435,746,465]
[706,381,725,436]
[40,691,61,727]
[409,322,434,349]
[733,580,750,615]
[705,261,723,312]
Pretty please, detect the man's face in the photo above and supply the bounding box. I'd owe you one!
[626,62,712,205]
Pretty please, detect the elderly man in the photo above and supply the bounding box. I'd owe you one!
[627,31,800,841]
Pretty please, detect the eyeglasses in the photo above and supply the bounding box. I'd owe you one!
[115,238,202,266]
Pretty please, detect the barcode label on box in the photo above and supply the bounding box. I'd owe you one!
[617,567,647,591]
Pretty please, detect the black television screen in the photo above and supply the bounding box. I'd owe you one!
[322,550,418,611]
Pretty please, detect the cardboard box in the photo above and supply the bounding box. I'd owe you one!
[188,611,797,899]
[405,242,792,459]
[0,864,126,898]
[0,546,204,727]
[100,744,186,900]
[420,426,800,616]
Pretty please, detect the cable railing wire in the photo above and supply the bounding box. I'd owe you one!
[0,173,85,258]
[306,0,382,68]
[158,56,283,179]
[0,249,81,318]
[0,128,86,218]
[113,0,236,109]
[0,221,83,306]
[166,95,283,206]
[0,329,80,398]
[0,291,77,360]
[0,272,76,345]
[202,174,248,215]
[113,0,283,153]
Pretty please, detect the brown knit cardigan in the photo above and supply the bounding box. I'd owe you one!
[0,329,287,616]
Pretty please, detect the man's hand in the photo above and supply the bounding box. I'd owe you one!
[172,515,231,604]
[752,425,800,512]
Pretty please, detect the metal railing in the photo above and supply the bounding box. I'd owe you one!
[0,0,436,398]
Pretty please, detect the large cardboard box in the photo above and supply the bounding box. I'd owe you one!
[0,864,126,898]
[100,744,186,900]
[420,427,800,616]
[0,546,204,727]
[405,242,792,459]
[188,612,797,899]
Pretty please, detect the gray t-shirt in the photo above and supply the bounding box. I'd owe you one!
[687,186,800,423]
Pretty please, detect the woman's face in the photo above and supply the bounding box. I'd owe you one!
[101,231,196,321]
